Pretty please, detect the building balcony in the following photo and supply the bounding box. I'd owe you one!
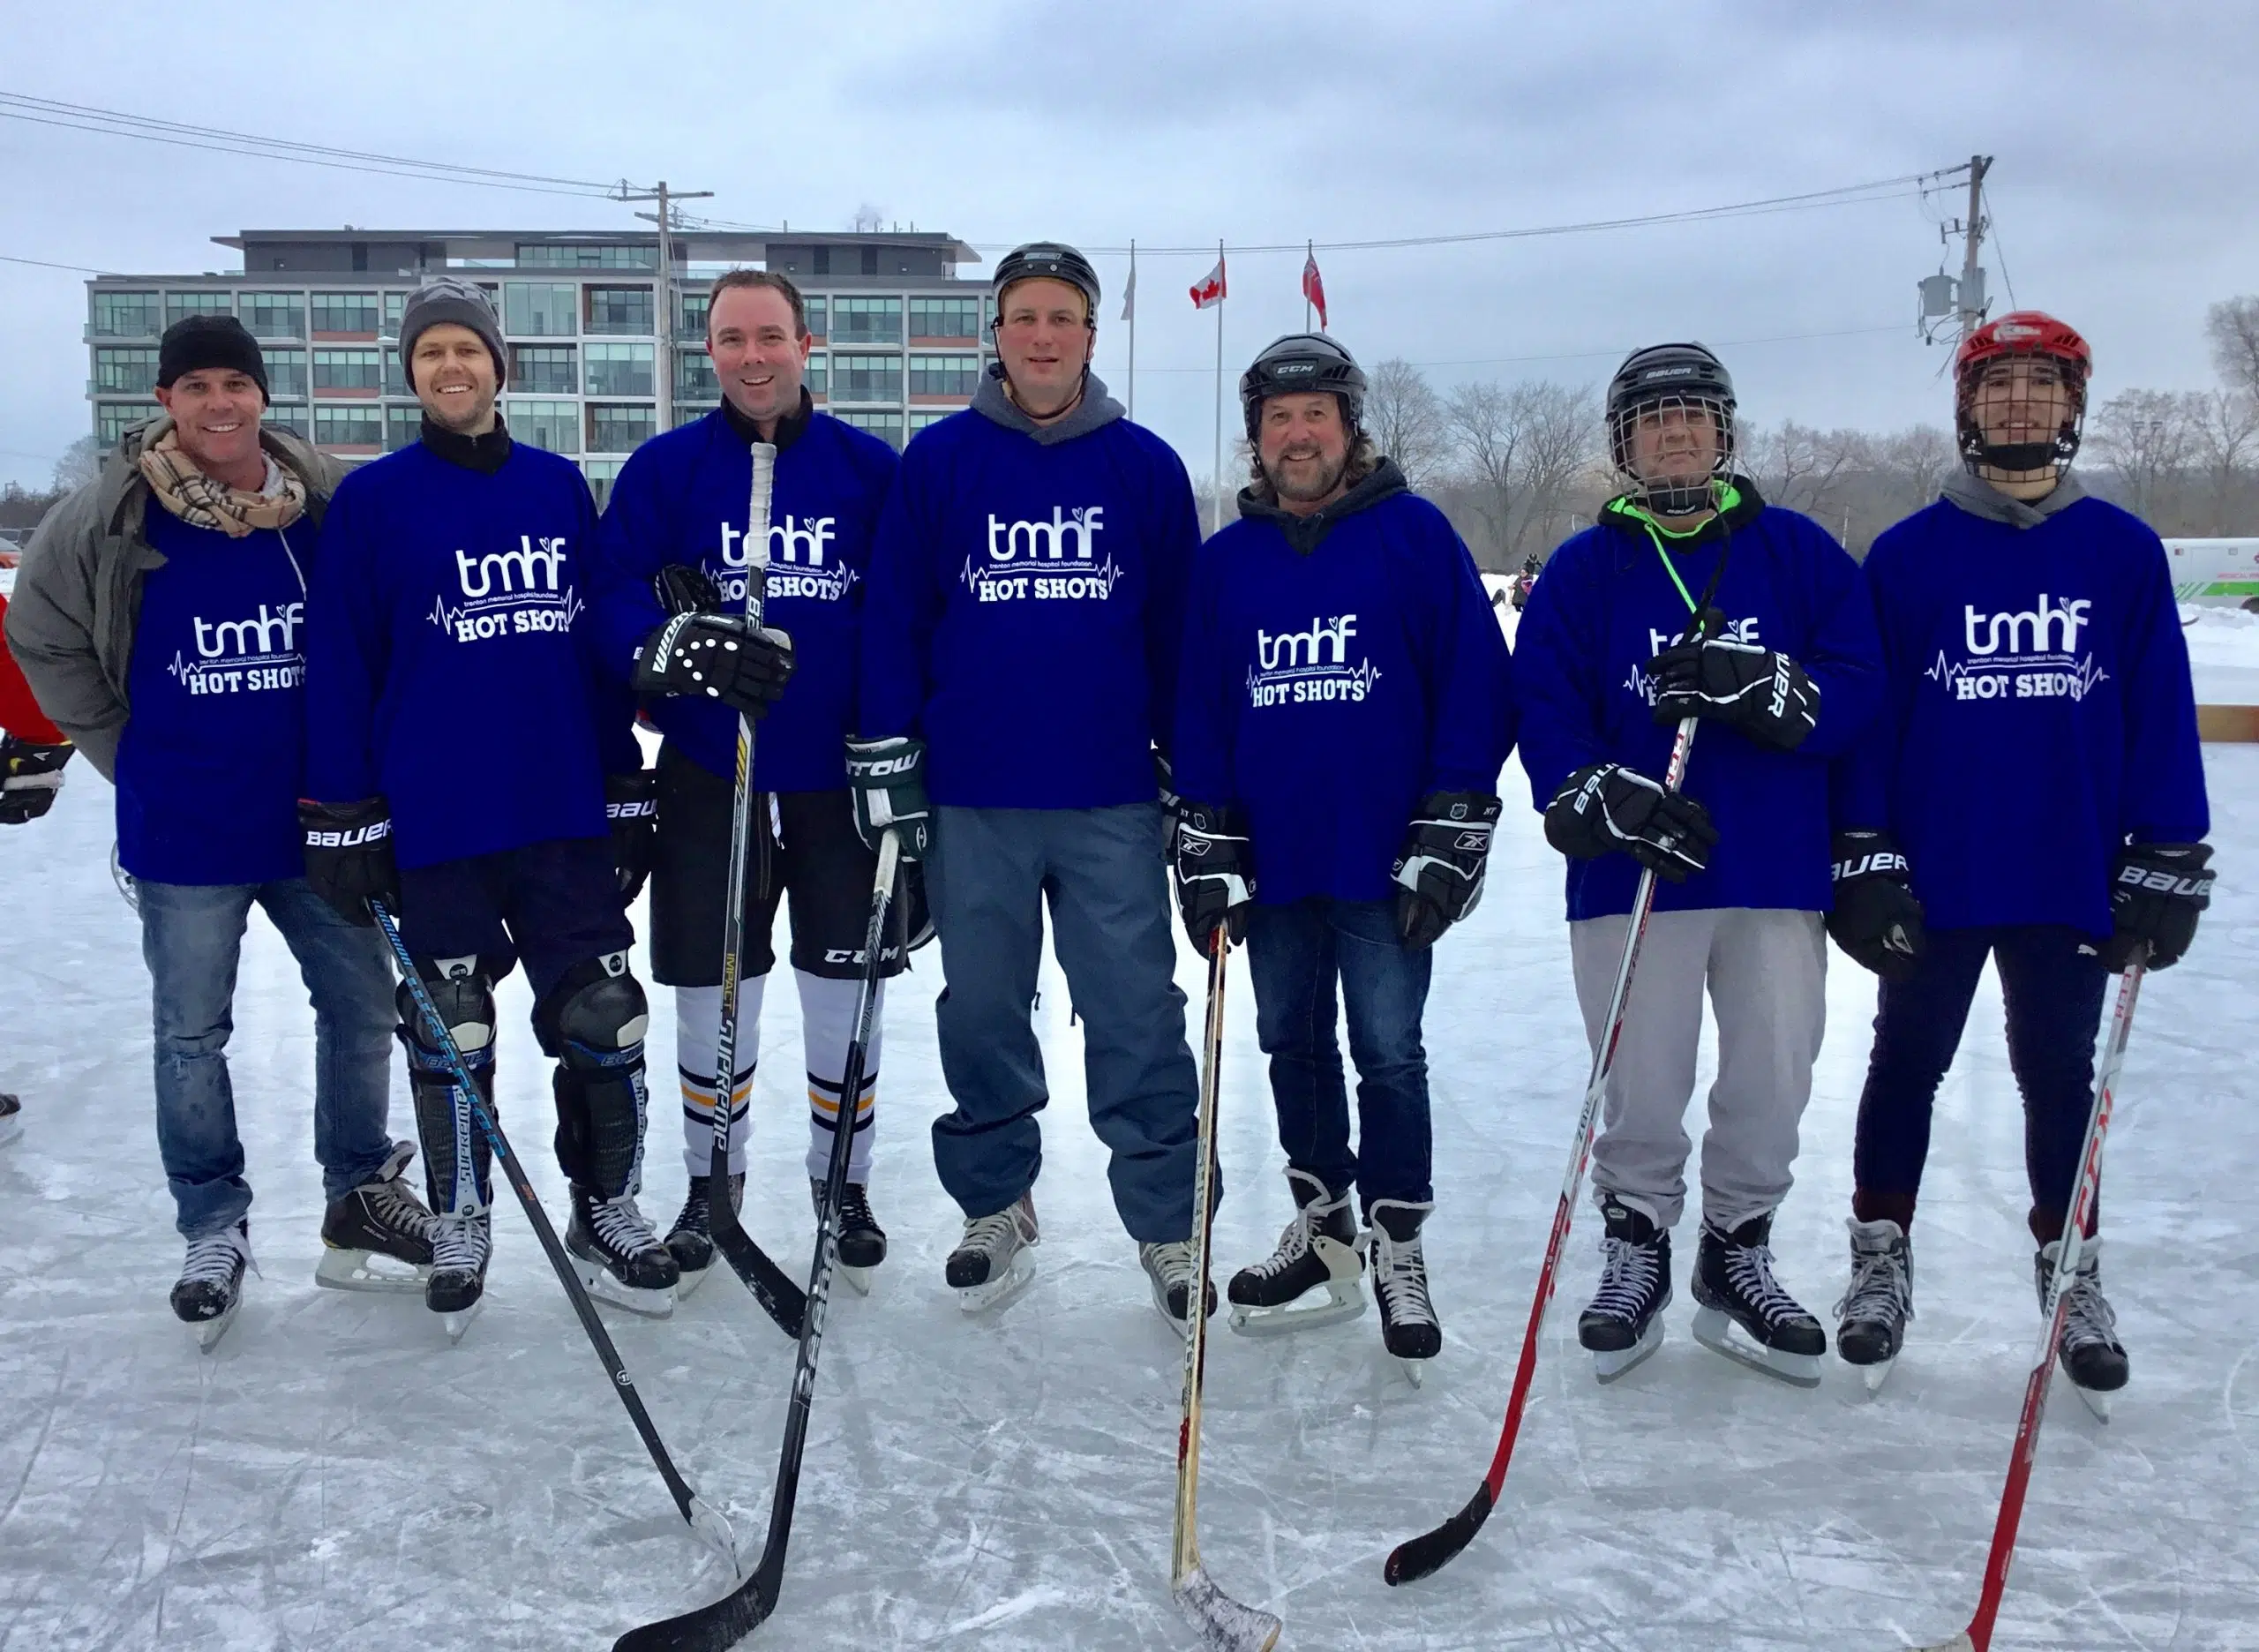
[908,334,981,348]
[313,386,380,399]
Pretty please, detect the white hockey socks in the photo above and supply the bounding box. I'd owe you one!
[676,978,764,1178]
[799,969,882,1183]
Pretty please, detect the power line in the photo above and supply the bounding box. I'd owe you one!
[0,252,101,274]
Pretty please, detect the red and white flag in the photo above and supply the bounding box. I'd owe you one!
[1190,256,1227,310]
[1302,251,1328,329]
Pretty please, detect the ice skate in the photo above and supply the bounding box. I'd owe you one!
[567,1188,679,1318]
[664,1172,743,1299]
[1579,1197,1671,1383]
[0,1092,21,1148]
[812,1178,887,1296]
[1835,1217,1913,1394]
[1227,1168,1364,1337]
[1139,1238,1216,1334]
[171,1220,251,1352]
[315,1144,438,1295]
[1691,1212,1826,1388]
[1368,1199,1440,1386]
[427,1211,492,1342]
[2038,1235,2128,1422]
[945,1194,1039,1313]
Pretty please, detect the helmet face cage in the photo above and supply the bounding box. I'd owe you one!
[1610,391,1737,516]
[1955,349,2088,474]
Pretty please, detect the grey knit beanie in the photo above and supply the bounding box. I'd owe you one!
[398,277,507,394]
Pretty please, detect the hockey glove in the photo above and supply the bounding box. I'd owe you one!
[844,733,933,860]
[630,612,795,720]
[1827,830,1926,982]
[605,769,659,903]
[2101,841,2214,972]
[897,858,937,951]
[300,797,399,926]
[1391,790,1501,950]
[1173,800,1254,947]
[1649,629,1819,753]
[1543,762,1718,883]
[1154,749,1182,860]
[0,736,72,825]
[655,561,724,617]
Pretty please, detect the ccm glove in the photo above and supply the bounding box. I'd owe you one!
[631,612,794,720]
[605,770,659,902]
[300,797,399,926]
[844,733,933,860]
[1650,623,1819,753]
[2102,842,2214,972]
[1391,790,1501,950]
[1827,830,1926,982]
[1173,800,1254,947]
[0,736,72,825]
[1543,762,1718,883]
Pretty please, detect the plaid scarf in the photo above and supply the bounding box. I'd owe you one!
[137,423,306,538]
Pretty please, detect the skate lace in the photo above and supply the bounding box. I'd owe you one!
[590,1195,662,1255]
[366,1175,441,1245]
[432,1214,490,1271]
[1143,1240,1199,1288]
[1245,1207,1316,1281]
[837,1183,878,1230]
[180,1228,249,1286]
[1370,1231,1436,1329]
[956,1206,1026,1260]
[1723,1242,1807,1326]
[1833,1244,1911,1325]
[672,1183,710,1235]
[1590,1235,1662,1319]
[2057,1269,2120,1352]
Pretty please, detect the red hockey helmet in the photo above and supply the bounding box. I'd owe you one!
[1953,310,2092,475]
[1955,310,2093,382]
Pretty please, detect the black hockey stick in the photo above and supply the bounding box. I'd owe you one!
[612,829,902,1652]
[369,899,739,1574]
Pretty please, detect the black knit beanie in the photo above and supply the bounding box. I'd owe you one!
[398,277,509,394]
[157,315,269,401]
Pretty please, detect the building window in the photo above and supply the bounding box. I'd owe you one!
[503,282,577,338]
[676,349,718,401]
[804,296,827,340]
[831,297,902,345]
[265,405,312,442]
[813,247,831,277]
[673,402,717,430]
[860,246,880,276]
[387,405,423,452]
[585,286,656,335]
[93,291,161,337]
[909,297,984,342]
[583,458,625,509]
[836,409,904,450]
[311,291,380,335]
[241,293,305,341]
[588,403,657,453]
[164,291,234,328]
[909,409,957,438]
[909,352,979,398]
[382,291,408,339]
[314,404,383,448]
[265,349,309,400]
[96,402,157,446]
[312,349,382,392]
[384,347,410,398]
[94,347,161,395]
[509,344,577,395]
[831,352,903,403]
[516,243,657,270]
[585,342,656,397]
[807,353,827,397]
[506,399,581,455]
[678,289,709,341]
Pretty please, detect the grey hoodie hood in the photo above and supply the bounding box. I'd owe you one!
[1941,468,2088,529]
[972,361,1125,446]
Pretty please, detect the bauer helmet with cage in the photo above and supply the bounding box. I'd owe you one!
[990,242,1102,331]
[1953,309,2092,475]
[1240,332,1367,442]
[1606,342,1737,515]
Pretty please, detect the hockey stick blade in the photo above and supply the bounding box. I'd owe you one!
[612,1558,779,1652]
[708,1215,806,1340]
[1385,1483,1494,1587]
[1175,1563,1283,1652]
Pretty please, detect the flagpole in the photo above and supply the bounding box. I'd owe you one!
[1127,238,1137,422]
[1212,238,1225,537]
[1305,239,1313,331]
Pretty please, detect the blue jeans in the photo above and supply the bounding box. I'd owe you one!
[139,876,402,1238]
[924,801,1200,1243]
[1245,897,1434,1211]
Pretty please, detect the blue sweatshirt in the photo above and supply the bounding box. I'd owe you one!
[304,434,634,869]
[588,402,898,791]
[858,372,1198,808]
[1173,466,1514,905]
[117,507,317,886]
[1515,486,1883,920]
[1838,486,2208,936]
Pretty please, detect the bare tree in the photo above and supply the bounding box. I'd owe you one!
[52,435,101,493]
[1364,357,1449,488]
[1443,381,1524,564]
[2182,388,2259,534]
[1745,421,1861,523]
[2087,389,2197,523]
[1512,382,1602,557]
[2206,296,2259,400]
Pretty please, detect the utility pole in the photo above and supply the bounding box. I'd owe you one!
[617,179,713,434]
[1955,154,1992,347]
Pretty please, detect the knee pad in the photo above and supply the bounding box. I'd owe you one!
[540,954,652,1198]
[397,955,498,1069]
[534,951,648,1063]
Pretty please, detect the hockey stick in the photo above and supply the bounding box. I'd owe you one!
[1386,711,1702,1587]
[1912,955,2147,1652]
[701,439,807,1340]
[368,898,739,1576]
[1173,927,1284,1651]
[612,829,901,1652]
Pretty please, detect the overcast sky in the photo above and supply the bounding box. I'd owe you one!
[4,0,2255,492]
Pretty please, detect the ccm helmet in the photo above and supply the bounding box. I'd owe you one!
[1954,310,2092,475]
[991,242,1101,327]
[1605,342,1737,515]
[1240,332,1366,442]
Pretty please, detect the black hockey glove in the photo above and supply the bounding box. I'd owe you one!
[300,797,399,926]
[897,858,937,951]
[655,561,724,617]
[844,733,933,860]
[605,770,658,903]
[1174,800,1254,947]
[1827,830,1926,982]
[1543,762,1718,883]
[0,736,72,825]
[1154,749,1182,860]
[630,612,795,720]
[1390,790,1501,950]
[2101,842,2214,972]
[1649,627,1819,753]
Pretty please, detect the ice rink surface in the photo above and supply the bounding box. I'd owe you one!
[2,744,2255,1652]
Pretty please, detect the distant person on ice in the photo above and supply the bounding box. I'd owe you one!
[1514,341,1883,1387]
[6,315,436,1346]
[1832,311,2213,1411]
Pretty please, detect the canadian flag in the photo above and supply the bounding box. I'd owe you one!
[1302,252,1327,329]
[1190,256,1227,310]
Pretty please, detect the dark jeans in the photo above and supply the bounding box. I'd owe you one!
[1851,924,2109,1241]
[139,875,402,1238]
[1245,896,1434,1211]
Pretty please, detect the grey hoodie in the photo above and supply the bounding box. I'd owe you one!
[971,361,1125,447]
[1940,467,2088,529]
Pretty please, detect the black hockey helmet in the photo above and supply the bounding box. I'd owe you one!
[1606,342,1737,513]
[1241,333,1366,441]
[991,242,1101,328]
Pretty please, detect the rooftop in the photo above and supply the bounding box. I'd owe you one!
[211,227,983,264]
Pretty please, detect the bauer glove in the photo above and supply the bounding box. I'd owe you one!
[1543,762,1717,883]
[605,770,659,903]
[300,797,399,926]
[2101,842,2214,972]
[1827,830,1925,981]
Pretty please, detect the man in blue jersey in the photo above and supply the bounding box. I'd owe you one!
[1516,342,1883,1387]
[1172,334,1512,1380]
[1833,312,2213,1408]
[9,316,434,1346]
[854,243,1207,1327]
[589,268,904,1295]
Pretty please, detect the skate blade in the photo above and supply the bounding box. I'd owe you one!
[672,1261,711,1301]
[956,1251,1037,1315]
[0,1119,22,1149]
[1692,1306,1822,1388]
[1396,1355,1428,1389]
[839,1265,874,1297]
[439,1298,484,1343]
[314,1246,431,1295]
[573,1258,677,1318]
[1590,1318,1666,1385]
[1173,1562,1283,1651]
[1910,1634,1977,1651]
[191,1303,241,1353]
[2071,1381,2113,1423]
[1227,1279,1366,1338]
[1855,1356,1896,1396]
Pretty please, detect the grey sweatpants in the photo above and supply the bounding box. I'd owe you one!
[1570,907,1827,1232]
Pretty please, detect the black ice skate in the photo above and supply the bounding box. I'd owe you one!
[2038,1235,2128,1422]
[664,1171,743,1299]
[1835,1217,1914,1393]
[1368,1199,1441,1386]
[945,1194,1039,1313]
[812,1178,888,1296]
[1227,1168,1365,1337]
[316,1144,438,1295]
[0,1091,21,1148]
[171,1219,252,1352]
[427,1211,492,1342]
[1691,1212,1826,1388]
[567,1188,679,1318]
[1578,1197,1672,1383]
[1138,1239,1217,1335]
